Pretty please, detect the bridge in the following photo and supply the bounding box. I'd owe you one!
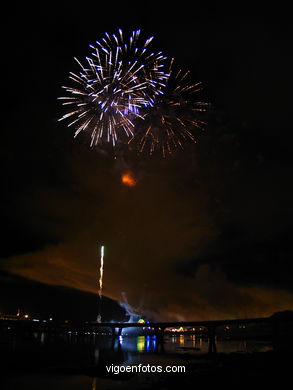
[86,317,273,353]
[2,314,290,354]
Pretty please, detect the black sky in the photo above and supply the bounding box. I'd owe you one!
[1,4,293,320]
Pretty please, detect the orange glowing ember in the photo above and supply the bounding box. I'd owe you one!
[121,171,137,187]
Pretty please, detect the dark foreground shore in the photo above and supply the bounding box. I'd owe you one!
[2,349,292,389]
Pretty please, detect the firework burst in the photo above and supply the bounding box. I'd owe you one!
[128,58,209,157]
[58,29,168,147]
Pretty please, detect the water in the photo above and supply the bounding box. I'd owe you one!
[1,330,273,389]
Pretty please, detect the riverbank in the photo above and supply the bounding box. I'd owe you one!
[3,349,291,389]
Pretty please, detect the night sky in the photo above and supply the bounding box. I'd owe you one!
[1,4,293,321]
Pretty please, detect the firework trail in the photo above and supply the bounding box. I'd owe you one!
[128,58,209,157]
[58,29,168,147]
[97,245,105,322]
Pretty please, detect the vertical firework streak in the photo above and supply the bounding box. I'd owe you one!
[97,245,105,322]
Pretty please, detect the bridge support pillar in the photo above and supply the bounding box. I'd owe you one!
[154,327,165,353]
[111,326,123,339]
[207,326,217,354]
[111,327,116,339]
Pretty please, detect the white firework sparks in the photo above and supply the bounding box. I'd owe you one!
[58,29,168,147]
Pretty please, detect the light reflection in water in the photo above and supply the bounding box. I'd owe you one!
[146,335,151,352]
[94,348,100,364]
[6,330,273,358]
[136,336,145,352]
[134,336,157,352]
[92,377,97,390]
[239,340,247,352]
[191,334,196,348]
[40,332,45,345]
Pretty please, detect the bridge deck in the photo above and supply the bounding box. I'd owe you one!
[87,317,271,328]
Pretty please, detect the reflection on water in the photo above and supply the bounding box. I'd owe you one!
[164,334,272,354]
[136,335,145,352]
[92,377,97,390]
[2,331,273,359]
[3,329,273,351]
[1,330,273,380]
[1,330,274,389]
[135,335,157,353]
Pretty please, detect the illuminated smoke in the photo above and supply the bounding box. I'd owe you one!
[121,171,137,187]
